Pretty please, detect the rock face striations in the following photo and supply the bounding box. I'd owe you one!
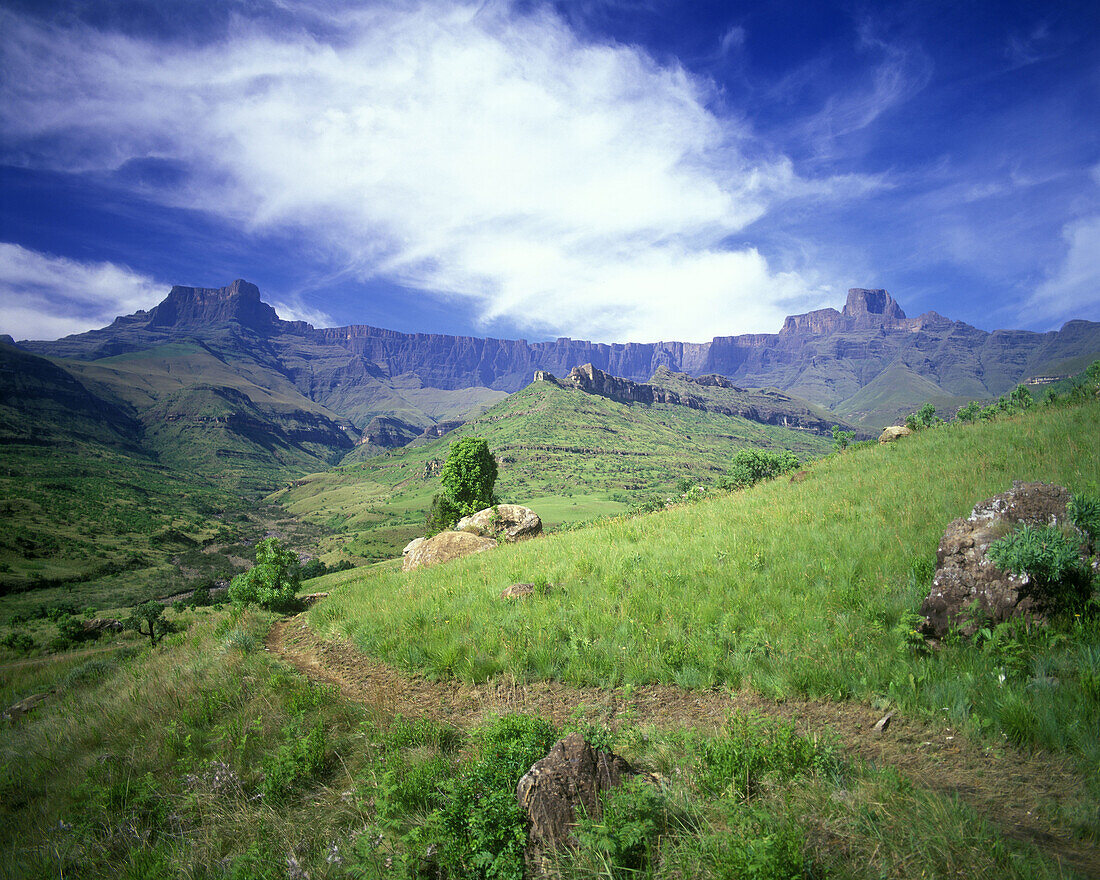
[19,281,1100,433]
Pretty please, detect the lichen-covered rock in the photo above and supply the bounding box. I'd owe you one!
[401,531,497,571]
[517,733,633,874]
[455,504,542,542]
[81,617,123,635]
[402,537,426,557]
[879,425,912,443]
[500,583,535,599]
[919,481,1077,639]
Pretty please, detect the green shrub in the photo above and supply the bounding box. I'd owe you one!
[986,524,1091,611]
[426,492,463,536]
[720,448,800,491]
[0,630,34,653]
[440,436,499,519]
[831,425,856,451]
[1069,492,1100,551]
[438,714,557,880]
[905,403,941,431]
[955,400,981,422]
[228,538,301,613]
[189,585,212,607]
[56,614,93,644]
[576,776,675,874]
[261,718,327,801]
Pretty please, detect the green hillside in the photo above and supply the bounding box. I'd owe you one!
[273,375,837,562]
[311,398,1100,783]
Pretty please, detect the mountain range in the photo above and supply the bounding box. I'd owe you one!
[16,280,1100,438]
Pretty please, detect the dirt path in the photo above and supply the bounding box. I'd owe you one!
[267,617,1099,878]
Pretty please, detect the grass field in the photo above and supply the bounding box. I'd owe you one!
[276,377,837,562]
[310,399,1100,804]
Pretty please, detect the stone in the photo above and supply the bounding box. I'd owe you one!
[873,711,895,732]
[789,470,809,483]
[402,537,426,557]
[455,504,542,542]
[2,693,48,720]
[516,733,633,873]
[81,617,123,635]
[501,583,535,599]
[301,592,329,606]
[919,481,1079,639]
[402,531,497,571]
[879,425,912,443]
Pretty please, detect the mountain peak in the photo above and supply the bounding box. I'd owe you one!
[146,279,278,332]
[842,288,906,322]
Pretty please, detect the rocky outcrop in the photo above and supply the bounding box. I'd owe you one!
[401,531,497,571]
[919,482,1080,639]
[500,583,535,599]
[516,733,633,872]
[359,416,421,449]
[146,280,282,333]
[82,618,123,635]
[455,505,542,542]
[879,425,912,443]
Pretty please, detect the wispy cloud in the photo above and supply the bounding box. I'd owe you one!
[1028,215,1100,326]
[0,243,165,340]
[0,1,871,341]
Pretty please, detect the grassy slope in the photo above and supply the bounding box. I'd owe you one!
[1,608,1074,880]
[275,378,836,562]
[312,400,1100,786]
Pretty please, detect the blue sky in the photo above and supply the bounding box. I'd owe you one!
[1,0,1098,342]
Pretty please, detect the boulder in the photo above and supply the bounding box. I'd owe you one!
[879,425,912,443]
[516,733,633,873]
[455,504,542,542]
[919,481,1078,639]
[402,537,426,557]
[402,531,497,572]
[500,583,535,599]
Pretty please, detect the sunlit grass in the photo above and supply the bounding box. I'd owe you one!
[314,400,1100,787]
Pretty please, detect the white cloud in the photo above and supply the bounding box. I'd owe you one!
[269,298,333,328]
[0,2,869,341]
[0,243,165,340]
[1028,216,1100,325]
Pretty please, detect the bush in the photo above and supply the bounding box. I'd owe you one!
[1,630,34,653]
[439,437,499,520]
[228,538,301,613]
[1069,492,1100,552]
[986,524,1091,612]
[831,425,856,451]
[905,402,942,431]
[261,718,327,801]
[438,714,557,880]
[426,492,463,536]
[720,449,800,491]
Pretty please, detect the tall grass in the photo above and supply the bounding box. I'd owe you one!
[313,401,1100,782]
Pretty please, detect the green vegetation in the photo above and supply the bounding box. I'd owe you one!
[426,437,500,534]
[986,523,1093,611]
[124,600,172,647]
[313,399,1100,799]
[719,448,800,490]
[228,538,302,613]
[0,609,1079,878]
[276,378,836,562]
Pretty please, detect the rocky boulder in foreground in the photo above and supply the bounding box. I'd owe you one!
[455,504,542,542]
[401,531,498,571]
[516,733,633,874]
[919,481,1084,639]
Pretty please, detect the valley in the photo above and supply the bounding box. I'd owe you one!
[2,280,1100,879]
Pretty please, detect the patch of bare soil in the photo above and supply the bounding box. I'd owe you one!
[267,617,1099,878]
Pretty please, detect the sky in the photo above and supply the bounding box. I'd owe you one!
[0,0,1098,344]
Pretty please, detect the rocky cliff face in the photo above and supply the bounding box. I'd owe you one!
[553,364,861,436]
[22,281,1100,432]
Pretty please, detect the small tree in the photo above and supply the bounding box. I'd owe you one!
[439,437,498,519]
[831,425,856,452]
[126,600,172,647]
[228,538,301,613]
[905,403,940,431]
